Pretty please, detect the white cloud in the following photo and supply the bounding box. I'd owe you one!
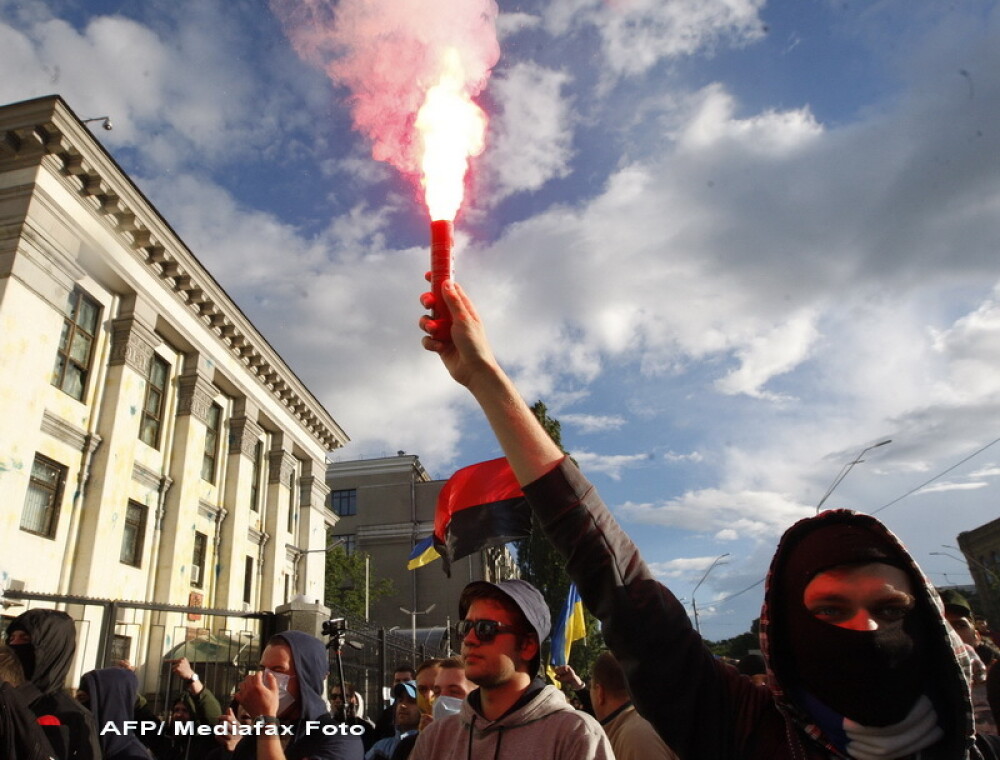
[618,489,813,540]
[714,311,820,399]
[0,2,329,173]
[559,413,626,433]
[487,61,575,198]
[570,450,651,480]
[664,451,704,463]
[647,555,732,581]
[915,481,990,495]
[544,0,765,77]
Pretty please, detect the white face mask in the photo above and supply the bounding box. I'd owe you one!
[264,668,296,716]
[432,695,463,721]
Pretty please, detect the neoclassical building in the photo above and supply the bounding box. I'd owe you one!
[0,94,348,653]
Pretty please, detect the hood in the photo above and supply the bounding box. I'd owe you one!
[273,630,329,721]
[6,609,77,695]
[80,667,148,758]
[459,683,574,735]
[759,509,976,757]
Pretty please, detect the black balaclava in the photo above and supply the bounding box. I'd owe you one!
[5,609,76,696]
[775,517,928,727]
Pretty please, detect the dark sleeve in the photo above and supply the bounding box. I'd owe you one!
[523,459,771,760]
[192,686,223,724]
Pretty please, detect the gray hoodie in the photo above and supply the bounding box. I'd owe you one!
[410,683,611,760]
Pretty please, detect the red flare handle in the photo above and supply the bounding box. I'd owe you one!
[430,219,453,337]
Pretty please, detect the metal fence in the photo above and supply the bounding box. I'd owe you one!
[1,590,452,724]
[322,605,451,722]
[1,589,272,716]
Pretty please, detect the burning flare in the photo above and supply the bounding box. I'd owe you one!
[416,48,488,222]
[417,48,488,332]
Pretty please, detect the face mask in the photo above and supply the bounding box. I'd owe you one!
[432,695,463,721]
[264,668,296,716]
[8,643,35,680]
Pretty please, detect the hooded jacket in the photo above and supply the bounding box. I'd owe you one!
[522,457,1000,760]
[6,609,101,760]
[232,630,364,760]
[79,668,151,760]
[409,683,612,760]
[0,681,57,760]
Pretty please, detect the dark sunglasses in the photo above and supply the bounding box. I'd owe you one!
[456,619,525,643]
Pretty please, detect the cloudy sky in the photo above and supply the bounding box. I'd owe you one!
[3,0,1000,641]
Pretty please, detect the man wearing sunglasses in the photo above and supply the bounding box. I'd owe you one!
[410,579,611,759]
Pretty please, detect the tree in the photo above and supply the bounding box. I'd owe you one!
[516,401,602,679]
[324,547,393,621]
[706,618,761,660]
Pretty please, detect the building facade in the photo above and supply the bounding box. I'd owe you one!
[0,95,348,682]
[957,518,1000,627]
[326,453,517,644]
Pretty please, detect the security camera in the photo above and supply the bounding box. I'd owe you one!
[102,118,113,131]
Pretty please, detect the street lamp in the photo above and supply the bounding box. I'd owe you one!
[290,537,347,598]
[932,546,1000,586]
[691,554,729,634]
[816,439,892,513]
[400,604,436,658]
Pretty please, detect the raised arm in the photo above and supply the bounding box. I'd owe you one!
[420,279,563,485]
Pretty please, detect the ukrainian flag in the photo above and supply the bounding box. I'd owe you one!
[548,583,586,676]
[407,534,440,570]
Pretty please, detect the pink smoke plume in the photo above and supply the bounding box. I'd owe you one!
[271,0,500,179]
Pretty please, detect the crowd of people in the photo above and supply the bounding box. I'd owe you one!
[4,279,1000,760]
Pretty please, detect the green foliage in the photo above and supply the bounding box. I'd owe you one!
[515,401,602,680]
[324,548,393,621]
[705,618,761,659]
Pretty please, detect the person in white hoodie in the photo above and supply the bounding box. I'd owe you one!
[410,580,611,760]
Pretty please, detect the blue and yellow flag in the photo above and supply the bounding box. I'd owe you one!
[548,583,586,681]
[407,534,440,570]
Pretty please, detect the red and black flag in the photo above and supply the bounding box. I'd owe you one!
[433,457,531,576]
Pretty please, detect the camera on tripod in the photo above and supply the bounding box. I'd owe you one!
[322,617,347,637]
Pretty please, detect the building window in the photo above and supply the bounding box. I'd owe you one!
[110,635,132,664]
[191,531,208,588]
[332,534,356,555]
[286,468,297,533]
[20,455,67,538]
[330,489,357,517]
[250,440,262,512]
[51,288,101,401]
[243,556,254,606]
[139,355,170,449]
[201,403,222,483]
[120,501,147,567]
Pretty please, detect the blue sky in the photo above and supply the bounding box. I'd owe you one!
[4,0,1000,642]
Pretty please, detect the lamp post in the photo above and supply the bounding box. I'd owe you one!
[400,604,436,659]
[291,537,346,598]
[816,439,892,513]
[691,553,729,634]
[932,547,1000,586]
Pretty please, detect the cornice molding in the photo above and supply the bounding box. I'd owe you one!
[0,96,348,454]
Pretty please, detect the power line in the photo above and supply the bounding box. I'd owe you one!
[713,577,765,607]
[870,434,1000,515]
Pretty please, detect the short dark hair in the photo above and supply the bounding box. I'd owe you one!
[394,663,415,676]
[591,651,629,697]
[438,657,465,671]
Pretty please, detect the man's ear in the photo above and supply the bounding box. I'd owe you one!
[519,634,540,663]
